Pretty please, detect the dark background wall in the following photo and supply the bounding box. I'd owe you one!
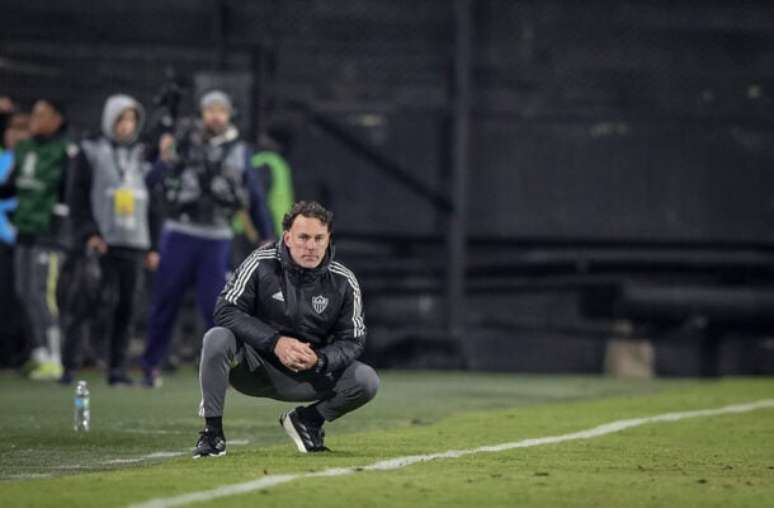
[4,0,774,240]
[3,0,774,374]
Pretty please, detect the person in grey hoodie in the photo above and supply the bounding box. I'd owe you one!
[62,94,158,385]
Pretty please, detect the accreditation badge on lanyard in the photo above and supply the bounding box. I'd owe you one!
[112,148,136,218]
[114,187,135,217]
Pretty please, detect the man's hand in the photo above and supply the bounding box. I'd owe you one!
[145,250,160,271]
[87,235,108,255]
[0,97,14,114]
[273,336,318,373]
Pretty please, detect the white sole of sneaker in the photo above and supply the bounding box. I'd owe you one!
[192,450,227,460]
[280,412,309,454]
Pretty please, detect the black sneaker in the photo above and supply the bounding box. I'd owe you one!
[279,408,330,453]
[192,427,227,459]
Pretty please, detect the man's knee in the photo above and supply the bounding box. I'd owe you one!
[201,327,237,360]
[350,363,379,402]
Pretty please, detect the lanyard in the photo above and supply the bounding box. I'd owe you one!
[111,145,130,183]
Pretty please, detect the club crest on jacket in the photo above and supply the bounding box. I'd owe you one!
[312,295,329,314]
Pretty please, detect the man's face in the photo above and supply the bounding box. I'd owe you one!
[114,108,138,144]
[202,103,230,135]
[3,113,30,150]
[283,215,331,269]
[29,101,63,137]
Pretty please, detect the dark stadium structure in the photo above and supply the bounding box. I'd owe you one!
[2,0,774,375]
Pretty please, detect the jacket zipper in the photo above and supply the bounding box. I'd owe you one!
[294,282,302,330]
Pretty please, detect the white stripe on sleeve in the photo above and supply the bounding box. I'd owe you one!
[330,262,365,337]
[224,249,277,304]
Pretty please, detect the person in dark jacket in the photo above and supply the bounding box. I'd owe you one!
[193,201,379,458]
[12,98,73,380]
[141,90,275,387]
[63,94,158,385]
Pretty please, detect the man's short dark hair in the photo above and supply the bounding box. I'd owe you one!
[282,201,334,232]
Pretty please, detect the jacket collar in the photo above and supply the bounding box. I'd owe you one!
[32,132,66,143]
[206,125,239,146]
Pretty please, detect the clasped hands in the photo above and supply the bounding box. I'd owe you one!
[273,336,318,373]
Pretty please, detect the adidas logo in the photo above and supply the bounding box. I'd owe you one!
[272,291,285,302]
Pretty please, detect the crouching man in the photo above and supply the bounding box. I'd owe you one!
[194,201,379,457]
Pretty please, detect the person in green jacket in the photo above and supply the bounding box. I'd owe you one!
[251,127,295,236]
[12,98,73,380]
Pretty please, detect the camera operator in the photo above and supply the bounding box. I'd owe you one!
[142,90,274,387]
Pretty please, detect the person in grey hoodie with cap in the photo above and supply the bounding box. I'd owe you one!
[62,94,158,385]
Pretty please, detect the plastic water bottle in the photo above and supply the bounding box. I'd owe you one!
[74,381,90,432]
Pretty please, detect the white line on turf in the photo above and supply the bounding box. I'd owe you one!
[127,398,774,508]
[101,441,250,465]
[120,429,182,435]
[6,473,54,480]
[104,452,184,465]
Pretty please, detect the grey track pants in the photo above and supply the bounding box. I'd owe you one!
[13,244,62,358]
[198,327,379,422]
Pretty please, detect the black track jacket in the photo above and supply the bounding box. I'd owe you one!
[213,241,366,373]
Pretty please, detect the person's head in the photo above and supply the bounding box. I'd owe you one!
[200,90,232,135]
[114,109,139,143]
[102,94,145,144]
[29,99,65,137]
[282,201,334,269]
[3,112,30,150]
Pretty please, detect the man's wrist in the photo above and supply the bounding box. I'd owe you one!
[314,353,327,373]
[268,332,282,355]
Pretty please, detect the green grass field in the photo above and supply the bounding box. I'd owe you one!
[2,370,773,507]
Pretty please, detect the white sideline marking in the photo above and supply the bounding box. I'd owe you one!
[104,452,184,465]
[127,398,774,508]
[6,473,53,480]
[121,429,181,435]
[102,440,250,465]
